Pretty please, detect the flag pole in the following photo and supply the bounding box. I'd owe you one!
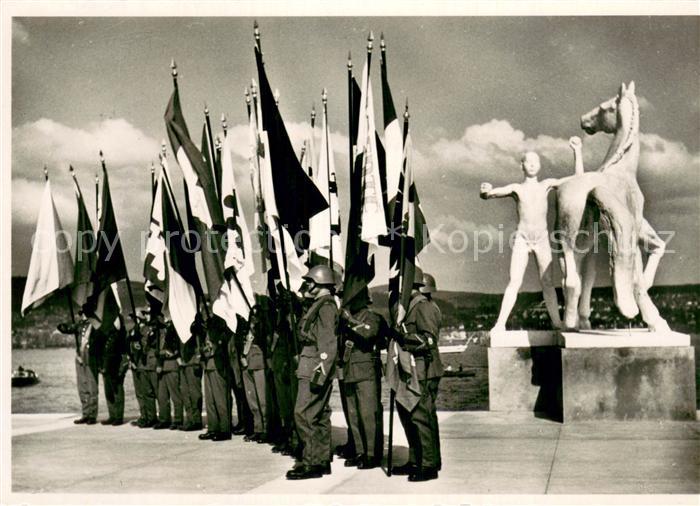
[322,88,334,269]
[248,83,270,279]
[99,151,139,328]
[203,104,219,200]
[150,162,156,203]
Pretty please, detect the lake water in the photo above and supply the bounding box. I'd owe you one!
[12,348,489,416]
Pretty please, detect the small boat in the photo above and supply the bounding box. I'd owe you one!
[12,366,40,387]
[443,366,476,378]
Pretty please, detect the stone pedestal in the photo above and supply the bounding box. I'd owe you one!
[488,331,562,420]
[487,329,696,423]
[560,329,696,422]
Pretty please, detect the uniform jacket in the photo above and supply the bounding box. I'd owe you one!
[158,324,180,371]
[180,335,201,367]
[100,318,128,377]
[403,293,444,380]
[202,316,230,375]
[296,294,338,383]
[339,308,386,383]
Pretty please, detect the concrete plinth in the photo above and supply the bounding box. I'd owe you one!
[561,345,696,422]
[488,331,562,419]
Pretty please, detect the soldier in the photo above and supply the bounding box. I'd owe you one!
[391,272,444,482]
[228,315,252,437]
[240,297,272,443]
[155,320,184,430]
[338,299,387,469]
[57,306,100,425]
[138,310,163,428]
[97,306,128,426]
[268,291,298,456]
[286,265,338,480]
[420,272,442,470]
[198,315,232,441]
[126,322,148,427]
[179,323,203,431]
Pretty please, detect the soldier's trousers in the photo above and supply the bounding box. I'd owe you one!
[243,368,267,433]
[337,380,356,454]
[180,366,203,426]
[271,353,295,434]
[294,378,333,467]
[396,378,441,470]
[137,369,158,423]
[345,376,382,460]
[102,372,125,421]
[132,368,146,420]
[75,358,98,420]
[158,370,183,425]
[204,369,231,434]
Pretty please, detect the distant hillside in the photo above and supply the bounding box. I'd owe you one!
[12,277,700,348]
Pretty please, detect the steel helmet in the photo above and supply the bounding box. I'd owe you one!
[303,264,336,286]
[421,273,437,293]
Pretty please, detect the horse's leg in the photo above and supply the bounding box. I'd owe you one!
[632,247,671,332]
[590,186,639,319]
[638,218,665,289]
[577,250,597,330]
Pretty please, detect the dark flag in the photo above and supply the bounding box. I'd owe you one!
[254,46,328,253]
[70,167,96,308]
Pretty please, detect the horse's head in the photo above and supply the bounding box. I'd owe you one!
[580,81,637,135]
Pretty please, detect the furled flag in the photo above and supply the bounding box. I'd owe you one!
[165,75,225,304]
[254,46,328,291]
[143,164,167,312]
[309,93,344,274]
[211,131,255,331]
[70,167,96,308]
[21,173,74,315]
[89,157,126,329]
[90,156,127,300]
[380,37,403,226]
[161,170,201,342]
[394,124,429,324]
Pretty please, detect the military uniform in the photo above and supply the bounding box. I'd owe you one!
[58,319,99,423]
[338,307,387,467]
[293,294,338,471]
[156,323,183,429]
[228,318,252,435]
[201,315,232,440]
[241,307,270,441]
[179,336,203,430]
[127,326,148,426]
[140,319,161,426]
[268,300,298,453]
[100,317,128,425]
[394,292,444,479]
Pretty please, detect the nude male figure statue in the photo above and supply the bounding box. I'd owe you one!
[480,137,583,331]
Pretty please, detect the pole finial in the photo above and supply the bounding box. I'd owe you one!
[380,32,386,52]
[245,87,251,104]
[43,165,48,181]
[99,150,105,163]
[170,58,178,78]
[251,79,258,99]
[404,98,410,120]
[322,88,328,106]
[274,88,280,106]
[367,31,374,52]
[347,51,353,71]
[150,162,155,174]
[221,113,227,131]
[204,103,209,115]
[254,20,260,42]
[311,103,316,123]
[160,140,167,158]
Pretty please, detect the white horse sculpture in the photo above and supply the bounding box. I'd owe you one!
[556,81,669,332]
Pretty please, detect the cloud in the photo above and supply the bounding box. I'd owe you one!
[12,19,29,45]
[13,118,161,172]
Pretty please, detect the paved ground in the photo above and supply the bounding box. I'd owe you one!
[9,411,700,497]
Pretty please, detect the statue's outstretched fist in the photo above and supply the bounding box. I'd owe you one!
[569,136,582,150]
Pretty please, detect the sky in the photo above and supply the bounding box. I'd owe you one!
[10,15,700,293]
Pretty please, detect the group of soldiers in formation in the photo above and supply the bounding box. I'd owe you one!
[58,265,444,482]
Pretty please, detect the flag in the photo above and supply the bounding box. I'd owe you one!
[165,83,225,302]
[309,101,344,273]
[91,161,127,299]
[161,172,201,342]
[21,177,74,315]
[380,44,403,224]
[394,128,430,324]
[70,168,96,308]
[356,59,387,249]
[212,132,255,331]
[143,167,167,312]
[254,46,328,253]
[254,46,328,291]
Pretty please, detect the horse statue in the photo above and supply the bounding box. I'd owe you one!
[556,81,669,332]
